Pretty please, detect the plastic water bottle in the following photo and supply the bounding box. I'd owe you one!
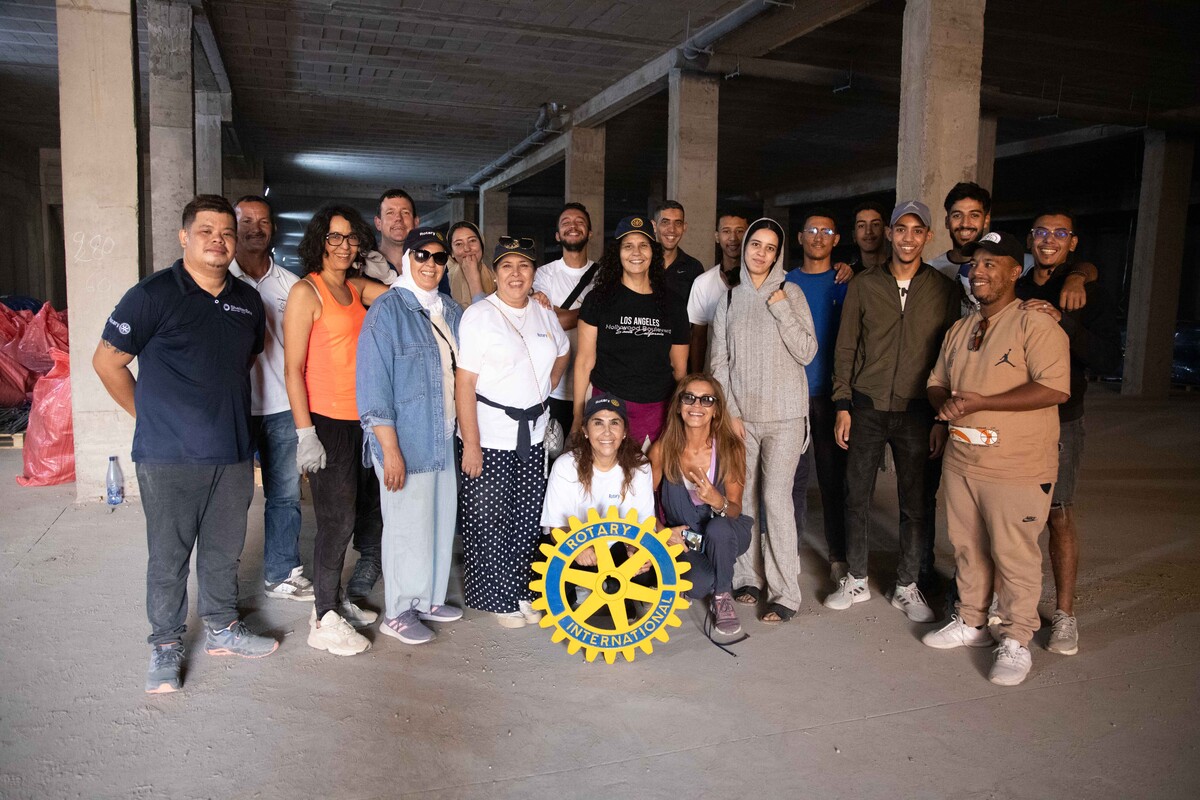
[106,456,124,506]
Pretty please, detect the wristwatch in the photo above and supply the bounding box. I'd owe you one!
[713,496,729,517]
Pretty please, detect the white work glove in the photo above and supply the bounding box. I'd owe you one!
[295,426,327,473]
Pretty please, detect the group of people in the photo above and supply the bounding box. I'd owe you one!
[92,178,1117,695]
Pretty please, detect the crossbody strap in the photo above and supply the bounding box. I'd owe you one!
[561,262,600,311]
[486,296,548,413]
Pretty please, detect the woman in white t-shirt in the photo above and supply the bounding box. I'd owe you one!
[456,237,570,628]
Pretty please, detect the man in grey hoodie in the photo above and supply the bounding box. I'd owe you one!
[711,218,818,622]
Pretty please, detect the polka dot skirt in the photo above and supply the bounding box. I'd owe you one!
[460,443,546,613]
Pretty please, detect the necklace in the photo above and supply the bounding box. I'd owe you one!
[491,295,530,331]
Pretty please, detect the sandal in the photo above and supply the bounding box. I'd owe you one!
[761,603,796,624]
[734,586,760,605]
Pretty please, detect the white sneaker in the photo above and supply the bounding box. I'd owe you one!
[339,599,378,627]
[891,582,936,622]
[264,566,315,601]
[989,637,1033,686]
[518,600,543,624]
[495,611,527,629]
[823,575,871,610]
[922,615,995,649]
[308,609,370,656]
[1047,609,1079,655]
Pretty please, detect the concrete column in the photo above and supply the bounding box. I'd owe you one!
[56,0,141,502]
[479,188,509,252]
[1123,131,1195,398]
[148,0,193,270]
[895,0,985,256]
[762,200,791,269]
[565,126,606,263]
[223,154,263,202]
[667,69,719,263]
[447,195,478,227]
[194,90,223,195]
[977,113,998,192]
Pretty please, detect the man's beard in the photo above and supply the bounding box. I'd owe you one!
[561,238,587,253]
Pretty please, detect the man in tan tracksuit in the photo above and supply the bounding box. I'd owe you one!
[922,231,1070,687]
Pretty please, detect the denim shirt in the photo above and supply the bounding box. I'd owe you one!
[356,286,463,474]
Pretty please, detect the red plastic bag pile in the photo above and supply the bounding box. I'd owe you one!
[17,347,75,486]
[1,303,69,408]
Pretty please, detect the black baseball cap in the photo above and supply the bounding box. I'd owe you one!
[404,227,445,251]
[583,392,628,424]
[962,231,1026,264]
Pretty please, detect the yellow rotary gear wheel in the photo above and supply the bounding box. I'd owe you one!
[530,506,692,664]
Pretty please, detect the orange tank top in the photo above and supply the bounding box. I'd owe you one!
[305,274,366,421]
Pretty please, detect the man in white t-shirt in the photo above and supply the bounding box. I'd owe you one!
[229,196,311,602]
[687,212,748,372]
[532,202,597,433]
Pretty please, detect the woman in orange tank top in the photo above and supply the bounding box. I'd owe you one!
[283,205,388,656]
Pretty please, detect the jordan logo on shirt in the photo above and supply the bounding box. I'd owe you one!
[995,349,1016,368]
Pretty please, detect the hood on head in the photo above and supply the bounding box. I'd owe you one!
[734,217,786,286]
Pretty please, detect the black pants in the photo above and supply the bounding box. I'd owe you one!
[681,514,754,599]
[793,394,847,562]
[137,460,254,645]
[309,414,383,617]
[843,403,932,586]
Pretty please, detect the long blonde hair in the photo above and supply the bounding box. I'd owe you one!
[658,374,746,487]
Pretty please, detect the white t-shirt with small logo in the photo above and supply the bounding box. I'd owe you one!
[533,258,594,401]
[230,259,300,416]
[540,452,655,529]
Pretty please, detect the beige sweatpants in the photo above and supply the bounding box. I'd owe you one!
[942,470,1053,646]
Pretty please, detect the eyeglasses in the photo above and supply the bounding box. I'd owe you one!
[411,249,450,266]
[498,235,535,249]
[968,317,990,352]
[324,232,362,247]
[1030,227,1074,240]
[680,392,717,408]
[802,226,836,238]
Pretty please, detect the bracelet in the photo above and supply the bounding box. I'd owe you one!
[713,496,729,517]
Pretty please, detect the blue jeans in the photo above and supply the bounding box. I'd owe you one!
[252,411,302,584]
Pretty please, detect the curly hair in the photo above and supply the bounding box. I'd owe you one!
[657,373,746,488]
[586,234,669,312]
[297,204,376,275]
[564,423,649,502]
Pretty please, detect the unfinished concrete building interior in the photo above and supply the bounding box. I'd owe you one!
[1,0,1197,797]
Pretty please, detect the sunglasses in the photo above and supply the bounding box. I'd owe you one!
[411,248,450,266]
[968,317,990,352]
[498,235,535,249]
[680,392,717,408]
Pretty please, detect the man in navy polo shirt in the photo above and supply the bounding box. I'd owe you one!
[93,194,279,694]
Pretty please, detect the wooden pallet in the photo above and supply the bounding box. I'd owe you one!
[0,432,25,449]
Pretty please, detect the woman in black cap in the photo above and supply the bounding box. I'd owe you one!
[446,221,495,308]
[456,236,570,628]
[572,215,690,449]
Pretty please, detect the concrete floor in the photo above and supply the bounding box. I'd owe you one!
[1,387,1198,800]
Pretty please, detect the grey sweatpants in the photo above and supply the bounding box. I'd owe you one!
[732,418,807,611]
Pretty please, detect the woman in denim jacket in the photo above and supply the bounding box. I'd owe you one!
[357,228,464,646]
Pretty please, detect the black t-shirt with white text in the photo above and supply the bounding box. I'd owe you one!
[579,284,690,403]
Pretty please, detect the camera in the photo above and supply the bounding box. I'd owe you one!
[681,528,704,552]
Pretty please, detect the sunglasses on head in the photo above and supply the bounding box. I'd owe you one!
[498,235,535,249]
[411,248,450,266]
[680,391,717,407]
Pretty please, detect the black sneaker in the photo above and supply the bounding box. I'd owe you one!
[347,558,382,600]
[145,642,185,694]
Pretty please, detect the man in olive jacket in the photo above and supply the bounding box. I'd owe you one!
[827,201,961,623]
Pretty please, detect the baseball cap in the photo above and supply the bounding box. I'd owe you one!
[962,230,1026,263]
[583,392,628,424]
[614,215,655,241]
[492,235,536,266]
[404,227,445,252]
[889,200,932,228]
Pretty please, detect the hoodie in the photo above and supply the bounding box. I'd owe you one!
[710,217,818,428]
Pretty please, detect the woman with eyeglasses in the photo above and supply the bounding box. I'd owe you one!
[356,229,465,647]
[446,221,496,308]
[456,236,570,628]
[284,204,388,656]
[573,215,690,449]
[648,374,752,636]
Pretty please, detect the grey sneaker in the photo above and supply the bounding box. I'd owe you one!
[418,604,463,623]
[264,566,315,601]
[710,592,742,636]
[145,642,184,694]
[823,575,871,610]
[891,582,936,623]
[1047,609,1079,655]
[339,599,378,627]
[204,620,279,658]
[379,609,434,645]
[347,557,382,600]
